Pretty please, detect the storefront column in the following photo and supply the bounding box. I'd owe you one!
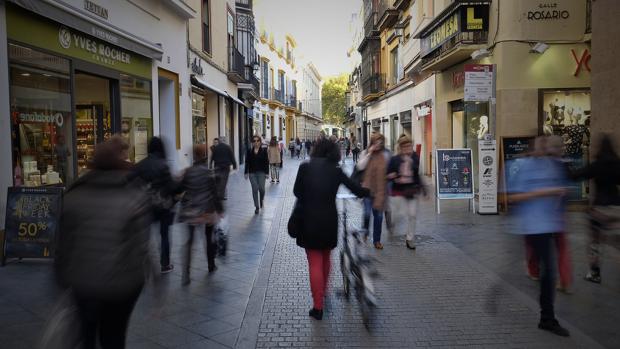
[0,2,12,229]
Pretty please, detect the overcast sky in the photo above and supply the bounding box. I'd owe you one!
[253,0,361,79]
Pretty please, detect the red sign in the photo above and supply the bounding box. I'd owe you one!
[571,49,591,77]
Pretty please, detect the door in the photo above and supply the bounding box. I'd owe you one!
[424,113,433,176]
[74,72,114,176]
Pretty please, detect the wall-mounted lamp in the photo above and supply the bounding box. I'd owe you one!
[471,48,490,60]
[530,42,549,54]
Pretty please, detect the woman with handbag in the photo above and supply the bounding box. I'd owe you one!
[387,135,426,250]
[293,138,369,320]
[178,144,223,284]
[246,136,270,214]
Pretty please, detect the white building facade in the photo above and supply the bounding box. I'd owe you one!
[297,62,323,140]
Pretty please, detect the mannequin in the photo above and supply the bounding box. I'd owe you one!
[477,115,489,139]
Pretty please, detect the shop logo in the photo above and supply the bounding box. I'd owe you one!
[58,27,72,49]
[482,156,493,166]
[527,3,570,21]
[572,49,591,77]
[18,112,64,127]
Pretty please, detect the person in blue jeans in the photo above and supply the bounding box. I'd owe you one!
[356,132,390,249]
[509,135,570,337]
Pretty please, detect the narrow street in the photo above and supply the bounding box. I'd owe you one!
[1,158,617,348]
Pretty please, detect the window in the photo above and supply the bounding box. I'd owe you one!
[120,74,152,163]
[390,47,398,86]
[261,60,269,99]
[202,0,211,54]
[192,90,206,146]
[10,44,73,186]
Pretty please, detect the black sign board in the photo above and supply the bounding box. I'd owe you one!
[436,149,474,199]
[501,136,535,187]
[3,187,63,265]
[371,119,380,128]
[400,110,412,124]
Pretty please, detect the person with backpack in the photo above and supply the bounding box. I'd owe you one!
[387,135,426,250]
[56,136,151,349]
[178,144,223,284]
[132,137,180,274]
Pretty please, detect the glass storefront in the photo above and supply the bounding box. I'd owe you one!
[541,89,592,200]
[9,44,73,186]
[121,74,152,163]
[451,100,490,187]
[192,90,207,146]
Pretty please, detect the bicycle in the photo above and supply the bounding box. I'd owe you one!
[337,193,377,328]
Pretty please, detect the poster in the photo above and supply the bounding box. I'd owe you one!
[133,126,148,163]
[436,149,474,199]
[3,187,63,264]
[478,139,498,214]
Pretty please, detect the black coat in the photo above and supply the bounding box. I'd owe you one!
[293,158,369,250]
[210,143,237,170]
[245,147,269,174]
[56,170,151,300]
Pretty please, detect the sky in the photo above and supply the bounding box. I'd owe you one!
[253,0,361,79]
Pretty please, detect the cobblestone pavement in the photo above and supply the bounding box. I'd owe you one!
[0,157,617,348]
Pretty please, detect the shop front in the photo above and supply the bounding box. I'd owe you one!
[6,4,154,187]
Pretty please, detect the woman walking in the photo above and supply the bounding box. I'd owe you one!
[246,135,270,214]
[178,145,223,284]
[293,138,369,320]
[356,133,389,249]
[387,135,426,250]
[268,137,282,183]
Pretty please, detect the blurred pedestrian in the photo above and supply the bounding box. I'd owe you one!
[387,135,426,250]
[572,134,620,284]
[56,135,151,349]
[352,142,361,163]
[268,137,282,183]
[246,135,270,214]
[209,138,219,168]
[209,136,237,201]
[278,137,285,168]
[357,133,389,249]
[179,145,223,284]
[295,138,302,159]
[289,139,296,159]
[509,135,570,337]
[293,138,369,320]
[132,137,180,274]
[305,139,313,158]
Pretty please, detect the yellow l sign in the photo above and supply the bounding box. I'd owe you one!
[467,7,483,30]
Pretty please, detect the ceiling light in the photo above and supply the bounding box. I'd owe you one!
[471,48,490,60]
[20,72,30,77]
[530,42,549,54]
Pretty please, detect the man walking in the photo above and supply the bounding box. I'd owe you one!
[209,136,237,200]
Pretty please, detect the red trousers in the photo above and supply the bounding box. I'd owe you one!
[305,249,331,310]
[525,233,572,288]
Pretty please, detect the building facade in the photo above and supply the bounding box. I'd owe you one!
[417,0,591,201]
[254,31,302,144]
[0,0,195,227]
[297,62,323,140]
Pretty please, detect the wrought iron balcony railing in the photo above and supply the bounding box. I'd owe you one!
[227,46,245,83]
[362,73,385,98]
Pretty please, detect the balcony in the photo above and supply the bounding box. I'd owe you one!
[364,11,379,38]
[285,95,297,109]
[236,0,252,9]
[227,46,245,83]
[274,89,285,104]
[393,0,411,11]
[377,0,399,31]
[421,31,488,72]
[362,73,385,100]
[246,67,259,94]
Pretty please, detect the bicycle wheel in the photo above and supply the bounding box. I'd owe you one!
[340,253,350,298]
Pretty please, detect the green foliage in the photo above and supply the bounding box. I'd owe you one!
[321,74,348,126]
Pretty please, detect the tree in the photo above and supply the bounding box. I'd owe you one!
[321,74,348,126]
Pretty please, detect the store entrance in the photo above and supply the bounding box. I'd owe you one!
[74,72,113,175]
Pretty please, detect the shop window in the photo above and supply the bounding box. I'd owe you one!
[192,90,207,146]
[9,44,73,187]
[541,89,591,200]
[120,74,152,163]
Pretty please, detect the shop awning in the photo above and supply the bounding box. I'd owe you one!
[226,92,246,107]
[191,75,227,97]
[8,0,164,60]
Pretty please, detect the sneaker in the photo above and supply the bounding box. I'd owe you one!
[271,180,275,183]
[276,179,280,183]
[556,285,573,295]
[527,273,540,281]
[538,319,570,337]
[309,308,323,320]
[374,242,384,250]
[584,271,601,284]
[406,240,416,250]
[161,264,174,274]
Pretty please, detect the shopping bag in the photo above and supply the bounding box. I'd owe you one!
[215,215,229,257]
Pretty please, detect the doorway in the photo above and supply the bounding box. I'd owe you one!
[74,72,114,175]
[424,113,433,176]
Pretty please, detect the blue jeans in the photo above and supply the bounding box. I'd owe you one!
[363,198,383,243]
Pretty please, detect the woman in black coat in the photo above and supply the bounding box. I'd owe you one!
[293,138,369,320]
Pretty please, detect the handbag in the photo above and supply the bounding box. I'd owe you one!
[350,166,365,185]
[287,200,303,239]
